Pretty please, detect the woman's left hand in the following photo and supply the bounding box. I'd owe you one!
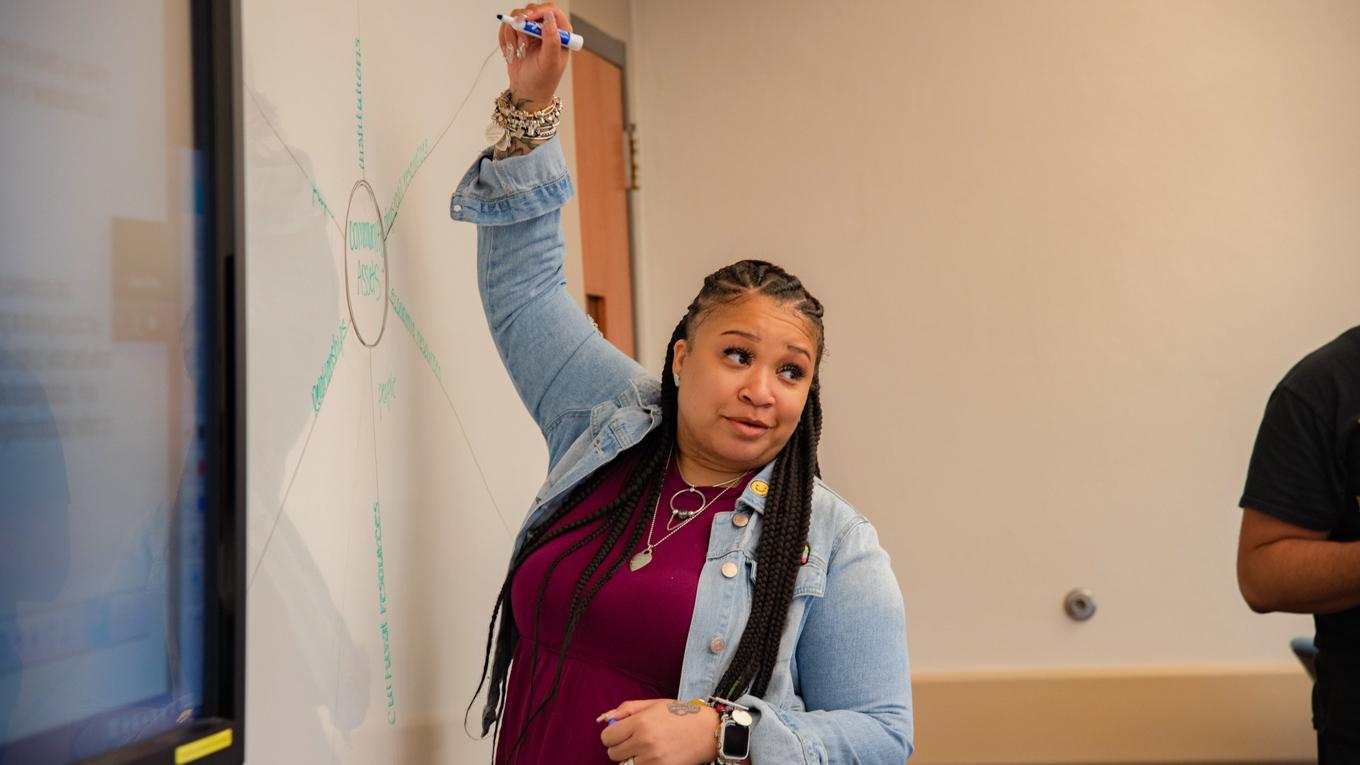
[598,698,720,764]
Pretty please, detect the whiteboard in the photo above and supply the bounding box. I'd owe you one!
[242,1,544,761]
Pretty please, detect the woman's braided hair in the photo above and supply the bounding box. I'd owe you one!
[467,260,825,761]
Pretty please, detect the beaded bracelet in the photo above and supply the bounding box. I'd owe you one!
[486,88,563,151]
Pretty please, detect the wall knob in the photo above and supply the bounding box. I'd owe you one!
[1064,588,1097,621]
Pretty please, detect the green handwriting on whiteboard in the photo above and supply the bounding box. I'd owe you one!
[357,261,382,301]
[348,220,381,252]
[312,184,336,222]
[389,288,441,382]
[378,375,396,411]
[310,321,347,413]
[383,139,429,231]
[355,37,365,172]
[373,501,397,725]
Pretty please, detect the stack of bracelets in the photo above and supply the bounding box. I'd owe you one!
[488,88,563,152]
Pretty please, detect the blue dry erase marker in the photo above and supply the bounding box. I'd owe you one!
[497,14,584,51]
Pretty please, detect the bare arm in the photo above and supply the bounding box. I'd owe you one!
[1237,507,1360,614]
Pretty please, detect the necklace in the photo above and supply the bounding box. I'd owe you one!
[668,465,746,529]
[629,451,749,573]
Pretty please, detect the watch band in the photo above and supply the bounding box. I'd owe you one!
[708,697,752,764]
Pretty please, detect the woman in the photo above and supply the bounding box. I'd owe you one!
[451,5,913,763]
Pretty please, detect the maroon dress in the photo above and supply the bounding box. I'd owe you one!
[494,456,744,765]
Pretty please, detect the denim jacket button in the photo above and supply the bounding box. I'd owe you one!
[721,562,739,578]
[709,637,726,653]
[731,513,749,528]
[452,203,462,212]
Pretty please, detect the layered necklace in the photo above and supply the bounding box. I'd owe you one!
[629,450,750,573]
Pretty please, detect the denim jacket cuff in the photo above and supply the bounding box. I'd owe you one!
[448,134,574,226]
[737,695,818,764]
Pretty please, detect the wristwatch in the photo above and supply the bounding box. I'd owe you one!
[709,697,753,765]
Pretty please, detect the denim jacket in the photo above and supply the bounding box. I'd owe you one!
[450,136,913,763]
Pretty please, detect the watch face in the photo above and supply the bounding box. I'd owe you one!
[720,721,751,758]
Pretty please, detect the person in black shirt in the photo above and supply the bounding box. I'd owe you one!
[1238,326,1360,762]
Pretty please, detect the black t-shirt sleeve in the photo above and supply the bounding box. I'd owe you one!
[1240,386,1344,532]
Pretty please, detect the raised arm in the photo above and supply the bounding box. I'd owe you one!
[450,3,645,467]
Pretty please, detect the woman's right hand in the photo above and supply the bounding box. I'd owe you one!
[500,3,572,111]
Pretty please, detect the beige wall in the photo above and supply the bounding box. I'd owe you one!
[571,0,632,43]
[617,0,1360,759]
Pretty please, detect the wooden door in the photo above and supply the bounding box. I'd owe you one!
[572,47,636,357]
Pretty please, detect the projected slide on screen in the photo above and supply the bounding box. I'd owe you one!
[0,3,208,763]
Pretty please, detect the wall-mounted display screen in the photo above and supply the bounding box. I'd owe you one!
[0,2,240,764]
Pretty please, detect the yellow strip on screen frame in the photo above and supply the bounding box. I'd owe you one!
[174,729,233,764]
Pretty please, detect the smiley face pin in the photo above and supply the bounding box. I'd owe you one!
[750,480,769,496]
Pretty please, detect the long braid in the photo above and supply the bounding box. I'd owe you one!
[716,391,818,698]
[465,465,616,736]
[517,511,616,734]
[501,440,664,762]
[808,380,823,478]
